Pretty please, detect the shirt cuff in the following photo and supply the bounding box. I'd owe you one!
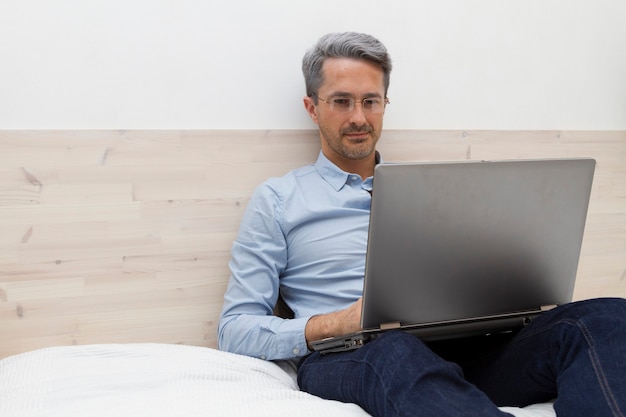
[267,316,310,360]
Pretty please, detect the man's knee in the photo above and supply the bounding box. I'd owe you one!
[556,297,626,325]
[528,297,626,352]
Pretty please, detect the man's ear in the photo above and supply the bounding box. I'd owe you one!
[303,96,319,124]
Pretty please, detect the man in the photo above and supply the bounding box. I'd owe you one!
[218,32,626,417]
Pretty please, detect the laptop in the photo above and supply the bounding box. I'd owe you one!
[310,158,596,354]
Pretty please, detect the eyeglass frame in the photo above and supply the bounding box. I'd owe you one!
[312,94,390,114]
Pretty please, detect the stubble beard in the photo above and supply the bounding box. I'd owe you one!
[321,124,379,161]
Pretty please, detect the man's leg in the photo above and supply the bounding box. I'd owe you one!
[298,330,512,417]
[462,298,626,417]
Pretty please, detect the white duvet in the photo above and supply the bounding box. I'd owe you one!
[0,344,555,417]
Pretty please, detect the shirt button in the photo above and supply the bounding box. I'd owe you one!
[351,176,358,181]
[260,355,266,360]
[292,348,300,355]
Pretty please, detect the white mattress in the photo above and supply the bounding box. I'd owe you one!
[0,344,555,417]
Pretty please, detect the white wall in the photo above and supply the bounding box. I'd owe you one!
[1,0,625,130]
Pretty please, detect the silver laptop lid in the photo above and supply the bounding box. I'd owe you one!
[361,158,595,330]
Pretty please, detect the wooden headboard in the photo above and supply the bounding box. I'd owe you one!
[1,130,624,359]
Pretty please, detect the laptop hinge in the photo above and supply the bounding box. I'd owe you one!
[541,304,558,312]
[380,321,402,330]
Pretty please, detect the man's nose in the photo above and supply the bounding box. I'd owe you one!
[348,102,368,124]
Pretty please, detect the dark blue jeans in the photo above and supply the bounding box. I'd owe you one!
[297,298,626,417]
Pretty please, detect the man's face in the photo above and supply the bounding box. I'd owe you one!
[304,57,386,166]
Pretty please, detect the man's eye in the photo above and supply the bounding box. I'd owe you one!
[332,98,352,107]
[363,99,380,107]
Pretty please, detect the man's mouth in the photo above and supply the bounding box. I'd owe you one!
[343,127,372,141]
[345,132,369,141]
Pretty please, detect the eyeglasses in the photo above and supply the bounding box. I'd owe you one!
[314,95,390,114]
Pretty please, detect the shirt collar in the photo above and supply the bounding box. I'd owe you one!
[314,151,383,192]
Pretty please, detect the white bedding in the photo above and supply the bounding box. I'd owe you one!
[0,344,555,417]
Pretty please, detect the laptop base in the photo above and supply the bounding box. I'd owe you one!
[310,310,541,355]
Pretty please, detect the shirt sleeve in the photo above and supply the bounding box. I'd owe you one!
[217,182,311,360]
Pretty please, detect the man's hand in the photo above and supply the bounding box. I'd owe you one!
[305,298,363,349]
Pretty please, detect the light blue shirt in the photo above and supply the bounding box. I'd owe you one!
[218,151,377,361]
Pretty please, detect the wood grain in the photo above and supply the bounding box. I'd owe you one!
[0,130,624,358]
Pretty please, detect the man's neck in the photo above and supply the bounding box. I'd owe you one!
[338,156,376,180]
[323,151,378,180]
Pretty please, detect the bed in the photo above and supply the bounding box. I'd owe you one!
[1,130,624,416]
[0,343,556,417]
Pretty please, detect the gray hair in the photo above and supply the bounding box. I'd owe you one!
[302,32,392,100]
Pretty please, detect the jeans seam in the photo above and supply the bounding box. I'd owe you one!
[580,321,624,417]
[510,317,624,417]
[352,357,403,417]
